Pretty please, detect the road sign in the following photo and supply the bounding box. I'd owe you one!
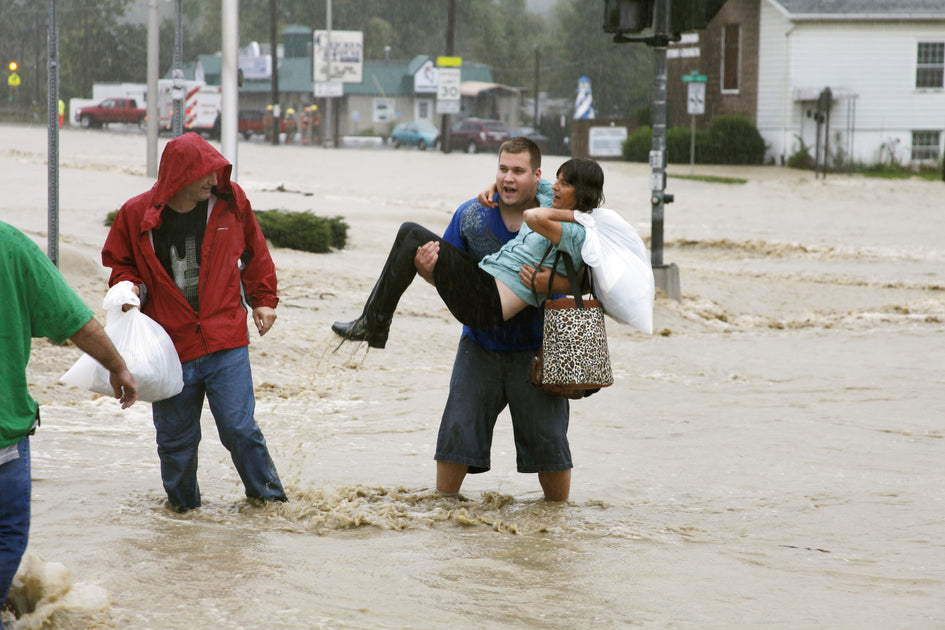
[313,30,364,83]
[436,67,461,115]
[8,72,20,87]
[687,81,705,115]
[681,71,707,83]
[314,81,343,98]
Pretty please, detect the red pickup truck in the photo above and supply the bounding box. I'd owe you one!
[76,98,146,128]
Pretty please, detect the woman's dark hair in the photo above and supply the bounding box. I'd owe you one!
[556,158,605,211]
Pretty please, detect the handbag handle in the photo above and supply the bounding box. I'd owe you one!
[547,250,586,308]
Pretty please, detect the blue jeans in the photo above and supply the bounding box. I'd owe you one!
[151,346,286,511]
[0,437,31,619]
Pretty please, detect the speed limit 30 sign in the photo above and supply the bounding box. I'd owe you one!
[437,68,461,115]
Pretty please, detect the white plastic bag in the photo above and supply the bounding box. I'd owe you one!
[575,208,655,334]
[61,281,184,402]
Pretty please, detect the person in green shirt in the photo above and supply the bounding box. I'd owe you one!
[0,221,137,623]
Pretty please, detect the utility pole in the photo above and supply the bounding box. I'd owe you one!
[270,0,280,145]
[440,0,456,153]
[172,0,183,137]
[221,0,239,176]
[533,45,540,128]
[322,0,333,147]
[146,0,159,177]
[46,0,59,267]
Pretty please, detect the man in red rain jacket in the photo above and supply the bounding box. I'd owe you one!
[102,132,287,512]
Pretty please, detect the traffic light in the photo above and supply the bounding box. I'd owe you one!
[603,0,728,35]
[670,0,728,32]
[8,61,17,72]
[603,0,653,34]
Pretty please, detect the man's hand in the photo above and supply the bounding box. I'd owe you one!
[69,317,138,408]
[518,263,551,293]
[518,263,572,294]
[122,283,141,312]
[253,306,277,336]
[109,368,139,409]
[414,241,439,285]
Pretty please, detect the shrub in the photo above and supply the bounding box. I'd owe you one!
[666,126,709,164]
[786,134,814,170]
[254,210,348,253]
[704,115,766,164]
[105,209,348,253]
[623,125,652,162]
[622,116,765,165]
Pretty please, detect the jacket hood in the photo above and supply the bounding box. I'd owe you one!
[151,132,232,209]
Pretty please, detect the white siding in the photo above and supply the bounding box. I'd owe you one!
[757,0,793,162]
[757,8,945,165]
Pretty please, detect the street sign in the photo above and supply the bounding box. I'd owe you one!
[313,30,364,83]
[681,71,707,83]
[314,81,343,98]
[687,81,705,115]
[436,67,461,115]
[436,56,462,67]
[8,72,20,87]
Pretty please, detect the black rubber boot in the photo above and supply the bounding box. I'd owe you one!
[331,313,392,349]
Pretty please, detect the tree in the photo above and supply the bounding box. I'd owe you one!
[543,0,652,119]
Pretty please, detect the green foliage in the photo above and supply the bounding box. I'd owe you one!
[254,210,348,253]
[786,134,815,170]
[703,116,766,165]
[623,117,766,165]
[0,0,142,103]
[671,174,748,184]
[623,125,652,162]
[545,0,653,118]
[665,125,709,164]
[856,162,943,181]
[105,208,348,253]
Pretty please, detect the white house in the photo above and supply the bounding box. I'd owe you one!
[756,0,945,166]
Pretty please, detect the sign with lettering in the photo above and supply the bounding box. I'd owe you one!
[313,30,363,83]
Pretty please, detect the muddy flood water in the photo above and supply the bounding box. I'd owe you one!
[2,124,943,629]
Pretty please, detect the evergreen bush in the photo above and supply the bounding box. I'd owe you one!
[622,116,765,165]
[254,210,348,253]
[106,208,348,253]
[666,126,709,164]
[704,115,766,164]
[622,125,652,162]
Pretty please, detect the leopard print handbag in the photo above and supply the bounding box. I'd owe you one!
[530,250,613,400]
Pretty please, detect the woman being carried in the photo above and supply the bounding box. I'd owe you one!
[331,158,605,348]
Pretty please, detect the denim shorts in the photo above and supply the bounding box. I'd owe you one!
[435,336,571,474]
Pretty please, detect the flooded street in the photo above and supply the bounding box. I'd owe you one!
[2,124,943,628]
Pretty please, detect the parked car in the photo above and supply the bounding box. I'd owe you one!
[447,118,510,153]
[507,126,550,153]
[390,120,440,150]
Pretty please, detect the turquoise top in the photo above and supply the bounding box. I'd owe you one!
[479,220,586,307]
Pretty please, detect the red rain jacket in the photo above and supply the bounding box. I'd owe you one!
[102,132,278,363]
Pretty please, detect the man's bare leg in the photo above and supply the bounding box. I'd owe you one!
[436,461,468,495]
[538,470,571,502]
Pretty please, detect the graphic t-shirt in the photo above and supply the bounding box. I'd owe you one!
[152,200,209,312]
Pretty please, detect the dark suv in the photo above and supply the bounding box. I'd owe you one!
[447,118,510,153]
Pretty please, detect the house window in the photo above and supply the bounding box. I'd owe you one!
[916,42,944,88]
[721,24,740,92]
[416,99,431,121]
[911,130,941,161]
